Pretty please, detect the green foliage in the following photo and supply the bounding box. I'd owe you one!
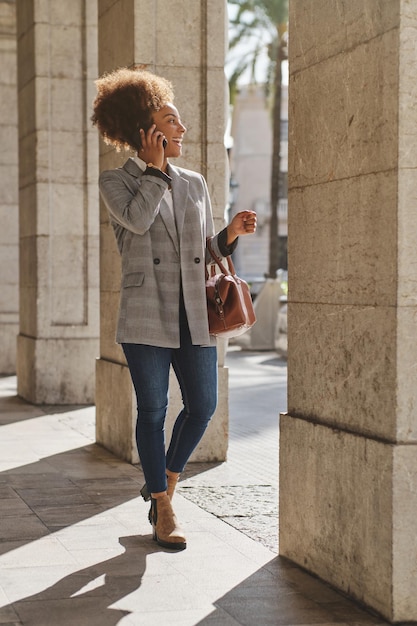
[227,0,288,104]
[227,0,289,277]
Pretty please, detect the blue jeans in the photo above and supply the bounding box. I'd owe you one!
[122,323,217,494]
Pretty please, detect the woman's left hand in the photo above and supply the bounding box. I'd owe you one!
[227,210,257,244]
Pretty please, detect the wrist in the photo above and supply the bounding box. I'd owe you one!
[226,225,239,245]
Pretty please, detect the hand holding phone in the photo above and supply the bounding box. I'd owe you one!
[138,124,167,168]
[130,128,164,151]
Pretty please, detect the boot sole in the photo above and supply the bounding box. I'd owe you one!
[153,530,186,551]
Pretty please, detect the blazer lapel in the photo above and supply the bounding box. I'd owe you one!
[123,158,180,254]
[159,192,180,255]
[168,165,189,238]
[123,157,141,177]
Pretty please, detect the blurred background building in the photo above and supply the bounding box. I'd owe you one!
[228,83,288,285]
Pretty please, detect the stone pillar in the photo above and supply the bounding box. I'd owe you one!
[280,1,417,622]
[16,1,99,404]
[95,0,230,463]
[0,1,18,375]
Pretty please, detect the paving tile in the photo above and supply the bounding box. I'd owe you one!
[0,603,21,625]
[71,476,140,492]
[111,570,205,611]
[117,607,223,626]
[54,523,139,552]
[0,499,33,517]
[0,541,30,560]
[66,549,124,571]
[34,503,107,529]
[324,602,385,624]
[128,609,226,626]
[15,486,95,508]
[213,598,339,626]
[0,515,49,543]
[108,503,148,533]
[0,536,76,569]
[273,564,353,605]
[38,450,104,476]
[0,400,44,426]
[194,608,242,626]
[0,463,61,484]
[12,596,128,626]
[0,566,98,604]
[0,487,19,499]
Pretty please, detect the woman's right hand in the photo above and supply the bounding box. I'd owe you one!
[139,125,166,169]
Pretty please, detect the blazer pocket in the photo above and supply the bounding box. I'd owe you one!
[122,271,145,288]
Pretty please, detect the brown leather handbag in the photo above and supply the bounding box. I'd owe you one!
[206,238,256,338]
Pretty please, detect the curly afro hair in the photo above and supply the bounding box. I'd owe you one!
[91,66,174,152]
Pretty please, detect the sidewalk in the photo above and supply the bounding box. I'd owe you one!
[0,350,389,626]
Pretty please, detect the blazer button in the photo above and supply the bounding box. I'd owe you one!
[153,258,160,265]
[194,257,201,264]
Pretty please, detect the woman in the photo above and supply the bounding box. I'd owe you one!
[92,67,256,551]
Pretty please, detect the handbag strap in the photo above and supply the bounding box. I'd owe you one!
[206,237,237,277]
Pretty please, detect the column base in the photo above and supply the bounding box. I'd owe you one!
[0,318,18,375]
[95,357,138,463]
[279,412,417,623]
[16,334,98,404]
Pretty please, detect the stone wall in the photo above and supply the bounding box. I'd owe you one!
[16,1,99,403]
[0,0,18,374]
[280,1,417,622]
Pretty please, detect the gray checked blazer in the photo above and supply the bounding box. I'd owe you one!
[99,157,230,348]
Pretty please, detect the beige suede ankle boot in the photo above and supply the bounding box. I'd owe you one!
[150,495,186,551]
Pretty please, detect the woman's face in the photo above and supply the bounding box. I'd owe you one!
[152,103,187,158]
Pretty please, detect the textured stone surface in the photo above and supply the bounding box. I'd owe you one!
[280,415,394,618]
[17,335,98,405]
[0,0,18,374]
[289,173,398,307]
[287,302,397,441]
[280,414,417,623]
[16,0,99,403]
[289,0,399,73]
[95,357,138,464]
[283,1,417,621]
[392,445,417,620]
[289,30,398,189]
[179,484,278,553]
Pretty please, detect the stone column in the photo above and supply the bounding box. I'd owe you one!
[16,1,99,404]
[0,1,18,375]
[95,0,230,463]
[280,1,417,622]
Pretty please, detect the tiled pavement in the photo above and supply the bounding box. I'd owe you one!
[0,349,390,625]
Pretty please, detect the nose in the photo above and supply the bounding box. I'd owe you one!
[179,120,187,134]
